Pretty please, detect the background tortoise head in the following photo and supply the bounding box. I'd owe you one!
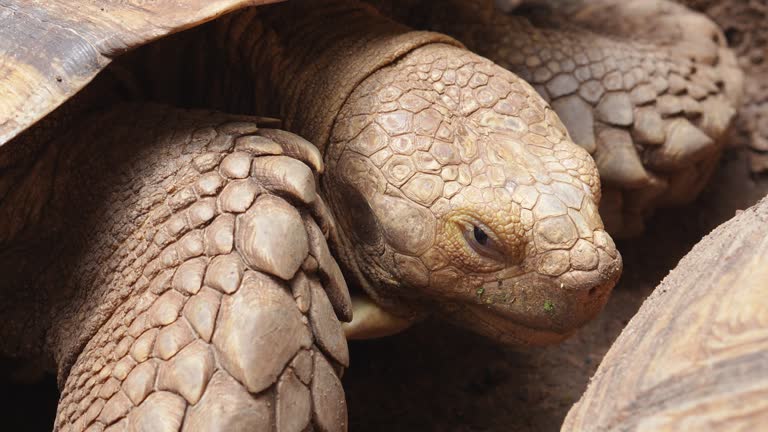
[324,43,622,344]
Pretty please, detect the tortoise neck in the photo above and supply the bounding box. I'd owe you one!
[219,0,458,154]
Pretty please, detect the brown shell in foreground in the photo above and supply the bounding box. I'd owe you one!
[563,197,768,431]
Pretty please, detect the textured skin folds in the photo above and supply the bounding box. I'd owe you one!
[371,0,744,236]
[1,105,349,432]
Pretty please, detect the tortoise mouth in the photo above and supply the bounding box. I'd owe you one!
[465,272,615,334]
[436,246,621,345]
[439,304,575,346]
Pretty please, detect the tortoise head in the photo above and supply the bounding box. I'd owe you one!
[324,44,622,345]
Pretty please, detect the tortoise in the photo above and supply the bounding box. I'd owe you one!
[0,0,739,430]
[564,195,768,431]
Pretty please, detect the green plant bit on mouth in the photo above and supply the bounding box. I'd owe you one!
[476,287,485,296]
[544,300,555,312]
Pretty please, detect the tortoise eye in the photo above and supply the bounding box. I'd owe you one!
[473,226,489,246]
[463,223,504,261]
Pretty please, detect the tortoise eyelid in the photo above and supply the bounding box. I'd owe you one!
[462,222,505,261]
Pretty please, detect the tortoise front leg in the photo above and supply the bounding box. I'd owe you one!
[42,104,349,432]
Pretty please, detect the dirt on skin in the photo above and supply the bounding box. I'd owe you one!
[0,151,767,432]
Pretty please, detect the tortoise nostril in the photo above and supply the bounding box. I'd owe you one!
[589,287,597,297]
[724,28,741,46]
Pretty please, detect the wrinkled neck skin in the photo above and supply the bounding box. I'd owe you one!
[221,2,460,319]
[220,1,458,151]
[227,1,622,344]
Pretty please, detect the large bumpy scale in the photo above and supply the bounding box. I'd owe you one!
[50,105,350,432]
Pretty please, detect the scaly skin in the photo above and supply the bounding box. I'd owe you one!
[41,104,351,431]
[370,0,744,236]
[223,0,622,343]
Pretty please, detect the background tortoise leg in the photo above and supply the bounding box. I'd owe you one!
[529,0,739,71]
[42,104,350,432]
[679,0,768,174]
[471,11,741,236]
